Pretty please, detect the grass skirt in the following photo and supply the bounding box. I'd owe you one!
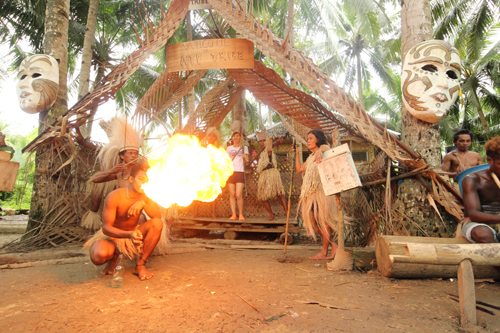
[297,153,337,240]
[83,229,141,260]
[80,210,101,229]
[257,168,285,201]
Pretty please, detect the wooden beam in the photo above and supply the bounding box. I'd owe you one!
[458,259,477,327]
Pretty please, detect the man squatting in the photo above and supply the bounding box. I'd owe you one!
[84,158,163,281]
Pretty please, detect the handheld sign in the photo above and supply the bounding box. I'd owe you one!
[317,143,362,195]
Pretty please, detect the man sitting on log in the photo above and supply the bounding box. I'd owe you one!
[84,158,163,281]
[461,136,500,243]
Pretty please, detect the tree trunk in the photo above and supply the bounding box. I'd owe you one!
[186,11,196,119]
[28,0,70,231]
[397,0,453,237]
[258,102,264,130]
[286,0,297,89]
[78,0,100,139]
[356,52,364,108]
[233,89,246,136]
[471,88,491,139]
[177,99,183,130]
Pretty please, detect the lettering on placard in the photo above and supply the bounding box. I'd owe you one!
[189,0,211,10]
[166,39,254,72]
[317,144,362,195]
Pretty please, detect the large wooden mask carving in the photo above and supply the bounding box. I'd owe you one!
[16,54,59,114]
[402,40,461,123]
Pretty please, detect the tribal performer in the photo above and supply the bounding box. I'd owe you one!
[293,129,338,260]
[84,159,163,281]
[460,136,500,244]
[80,117,142,231]
[256,130,287,221]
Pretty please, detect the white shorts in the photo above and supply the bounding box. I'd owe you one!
[461,221,498,243]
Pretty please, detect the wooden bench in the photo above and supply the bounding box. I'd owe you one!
[376,235,500,328]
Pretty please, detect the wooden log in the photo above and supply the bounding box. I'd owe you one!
[224,230,238,240]
[280,233,293,245]
[376,235,500,279]
[390,242,500,266]
[458,259,477,327]
[352,247,376,268]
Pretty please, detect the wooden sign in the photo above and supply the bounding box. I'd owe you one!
[166,39,254,72]
[0,160,19,191]
[188,0,211,10]
[317,144,362,195]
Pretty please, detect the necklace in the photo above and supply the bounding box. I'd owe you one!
[491,172,500,190]
[126,188,140,201]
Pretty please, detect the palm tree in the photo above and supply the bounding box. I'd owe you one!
[321,1,398,108]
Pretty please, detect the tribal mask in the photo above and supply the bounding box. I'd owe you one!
[401,40,461,123]
[16,54,59,114]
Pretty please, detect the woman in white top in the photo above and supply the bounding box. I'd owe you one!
[226,132,249,220]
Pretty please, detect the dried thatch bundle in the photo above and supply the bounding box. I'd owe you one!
[257,137,285,201]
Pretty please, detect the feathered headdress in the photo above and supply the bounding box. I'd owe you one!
[205,127,220,141]
[256,129,267,141]
[97,117,143,170]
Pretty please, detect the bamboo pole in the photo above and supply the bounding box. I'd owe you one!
[284,139,296,254]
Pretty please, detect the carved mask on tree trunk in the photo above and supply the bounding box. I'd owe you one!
[16,54,59,114]
[401,40,461,123]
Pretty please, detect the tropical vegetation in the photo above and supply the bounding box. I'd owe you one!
[0,0,499,213]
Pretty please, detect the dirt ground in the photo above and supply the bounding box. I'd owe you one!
[1,232,500,333]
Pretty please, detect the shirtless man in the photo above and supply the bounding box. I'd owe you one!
[85,159,163,280]
[91,146,140,188]
[460,136,500,243]
[87,147,140,214]
[442,129,483,178]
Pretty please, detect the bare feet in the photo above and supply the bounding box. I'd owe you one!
[326,252,336,260]
[134,264,154,281]
[239,215,245,221]
[309,252,329,260]
[265,216,277,221]
[229,215,237,220]
[101,253,118,275]
[168,234,177,241]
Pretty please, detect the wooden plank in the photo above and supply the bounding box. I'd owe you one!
[458,259,477,327]
[179,217,298,226]
[230,244,318,250]
[175,225,305,233]
[166,39,254,72]
[0,161,20,191]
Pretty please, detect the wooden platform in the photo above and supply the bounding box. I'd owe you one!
[175,216,306,240]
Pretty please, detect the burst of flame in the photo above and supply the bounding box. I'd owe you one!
[143,134,233,208]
